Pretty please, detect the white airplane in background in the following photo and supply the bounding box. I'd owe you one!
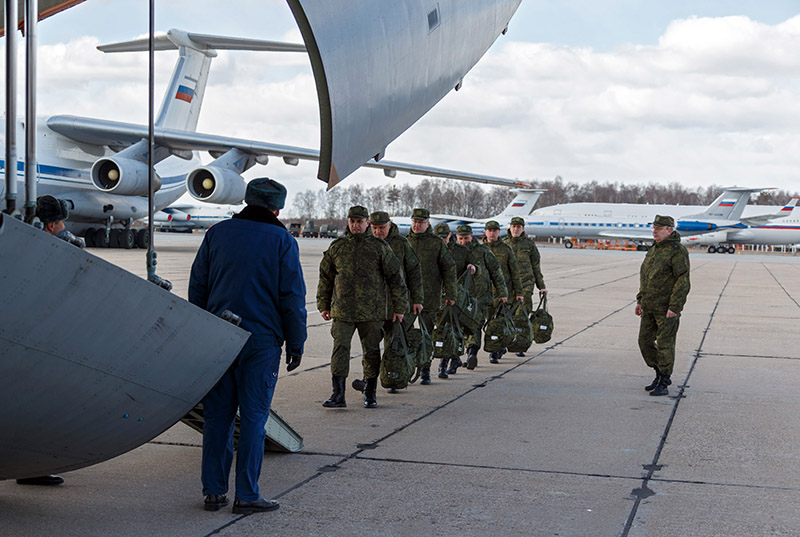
[393,188,545,235]
[148,203,243,232]
[521,188,799,252]
[0,29,530,249]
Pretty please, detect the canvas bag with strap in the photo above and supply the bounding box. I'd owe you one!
[531,294,554,344]
[483,301,516,353]
[405,314,432,383]
[380,321,416,389]
[454,269,482,335]
[432,304,462,359]
[507,300,533,352]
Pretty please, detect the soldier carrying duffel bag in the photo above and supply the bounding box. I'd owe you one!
[380,320,417,395]
[432,304,464,365]
[484,301,516,362]
[506,300,534,354]
[531,294,554,344]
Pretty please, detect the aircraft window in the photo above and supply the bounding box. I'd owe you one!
[428,6,441,31]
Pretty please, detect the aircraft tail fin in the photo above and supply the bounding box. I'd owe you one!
[98,29,306,133]
[740,197,798,226]
[496,189,547,218]
[684,187,769,222]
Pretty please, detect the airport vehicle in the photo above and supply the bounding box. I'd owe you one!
[302,220,319,238]
[522,189,800,252]
[319,224,339,238]
[2,12,528,246]
[289,222,302,237]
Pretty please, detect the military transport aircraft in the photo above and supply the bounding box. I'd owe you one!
[1,26,529,248]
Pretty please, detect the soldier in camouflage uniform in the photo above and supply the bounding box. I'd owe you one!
[456,224,507,370]
[406,209,457,382]
[483,220,524,363]
[503,216,547,356]
[635,215,691,397]
[434,222,478,374]
[368,211,424,393]
[317,206,409,409]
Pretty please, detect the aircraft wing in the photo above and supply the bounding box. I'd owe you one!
[596,229,655,240]
[47,115,529,188]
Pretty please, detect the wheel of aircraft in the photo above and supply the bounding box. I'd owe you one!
[94,228,110,248]
[708,245,717,254]
[83,227,96,248]
[119,229,135,249]
[110,229,122,248]
[717,247,728,254]
[564,240,573,249]
[727,246,735,254]
[135,228,150,249]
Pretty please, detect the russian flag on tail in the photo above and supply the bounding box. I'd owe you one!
[718,199,736,207]
[175,85,195,103]
[512,202,525,207]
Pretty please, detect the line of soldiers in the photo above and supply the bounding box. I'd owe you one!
[316,206,547,408]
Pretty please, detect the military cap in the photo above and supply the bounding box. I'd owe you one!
[370,211,390,225]
[35,195,69,224]
[510,216,525,226]
[245,177,287,211]
[411,208,430,220]
[485,220,501,230]
[456,224,473,235]
[433,222,450,236]
[348,205,369,219]
[652,215,675,227]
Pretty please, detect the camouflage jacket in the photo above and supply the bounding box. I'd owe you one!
[407,226,457,311]
[466,240,507,306]
[385,222,424,308]
[503,232,545,290]
[636,231,691,314]
[317,231,409,322]
[483,239,524,299]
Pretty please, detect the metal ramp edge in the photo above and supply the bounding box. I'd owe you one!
[181,404,303,453]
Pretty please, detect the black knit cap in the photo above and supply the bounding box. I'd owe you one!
[36,195,69,224]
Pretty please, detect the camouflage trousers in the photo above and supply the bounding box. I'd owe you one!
[330,320,384,379]
[638,308,681,376]
[522,285,536,313]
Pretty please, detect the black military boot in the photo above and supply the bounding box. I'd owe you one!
[649,375,670,397]
[489,352,500,364]
[364,377,378,408]
[438,359,449,379]
[420,366,432,385]
[322,376,347,407]
[446,356,462,375]
[644,369,661,391]
[466,345,479,370]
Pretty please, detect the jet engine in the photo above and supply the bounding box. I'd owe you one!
[186,166,246,205]
[90,157,161,196]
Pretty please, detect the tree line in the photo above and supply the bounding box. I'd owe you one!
[289,176,799,221]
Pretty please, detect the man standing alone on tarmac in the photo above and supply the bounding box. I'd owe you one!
[635,215,690,397]
[189,177,307,514]
[317,206,408,408]
[406,209,457,381]
[503,216,547,356]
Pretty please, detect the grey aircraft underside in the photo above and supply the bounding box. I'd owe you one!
[1,0,523,479]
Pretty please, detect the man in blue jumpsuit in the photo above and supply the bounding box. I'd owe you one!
[189,178,307,514]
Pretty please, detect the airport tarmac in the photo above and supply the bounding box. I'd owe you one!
[2,234,799,537]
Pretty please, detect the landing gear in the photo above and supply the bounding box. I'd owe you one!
[83,227,96,248]
[94,228,110,248]
[708,245,717,253]
[135,228,150,249]
[564,240,573,249]
[708,244,736,254]
[118,228,135,249]
[727,246,735,254]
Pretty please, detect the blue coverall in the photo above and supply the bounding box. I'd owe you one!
[189,207,306,501]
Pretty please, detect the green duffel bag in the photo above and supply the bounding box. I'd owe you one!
[507,301,533,353]
[483,302,516,353]
[405,315,433,383]
[432,305,462,359]
[455,270,482,335]
[531,294,554,344]
[380,321,416,390]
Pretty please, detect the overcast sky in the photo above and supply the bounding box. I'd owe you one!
[6,1,800,207]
